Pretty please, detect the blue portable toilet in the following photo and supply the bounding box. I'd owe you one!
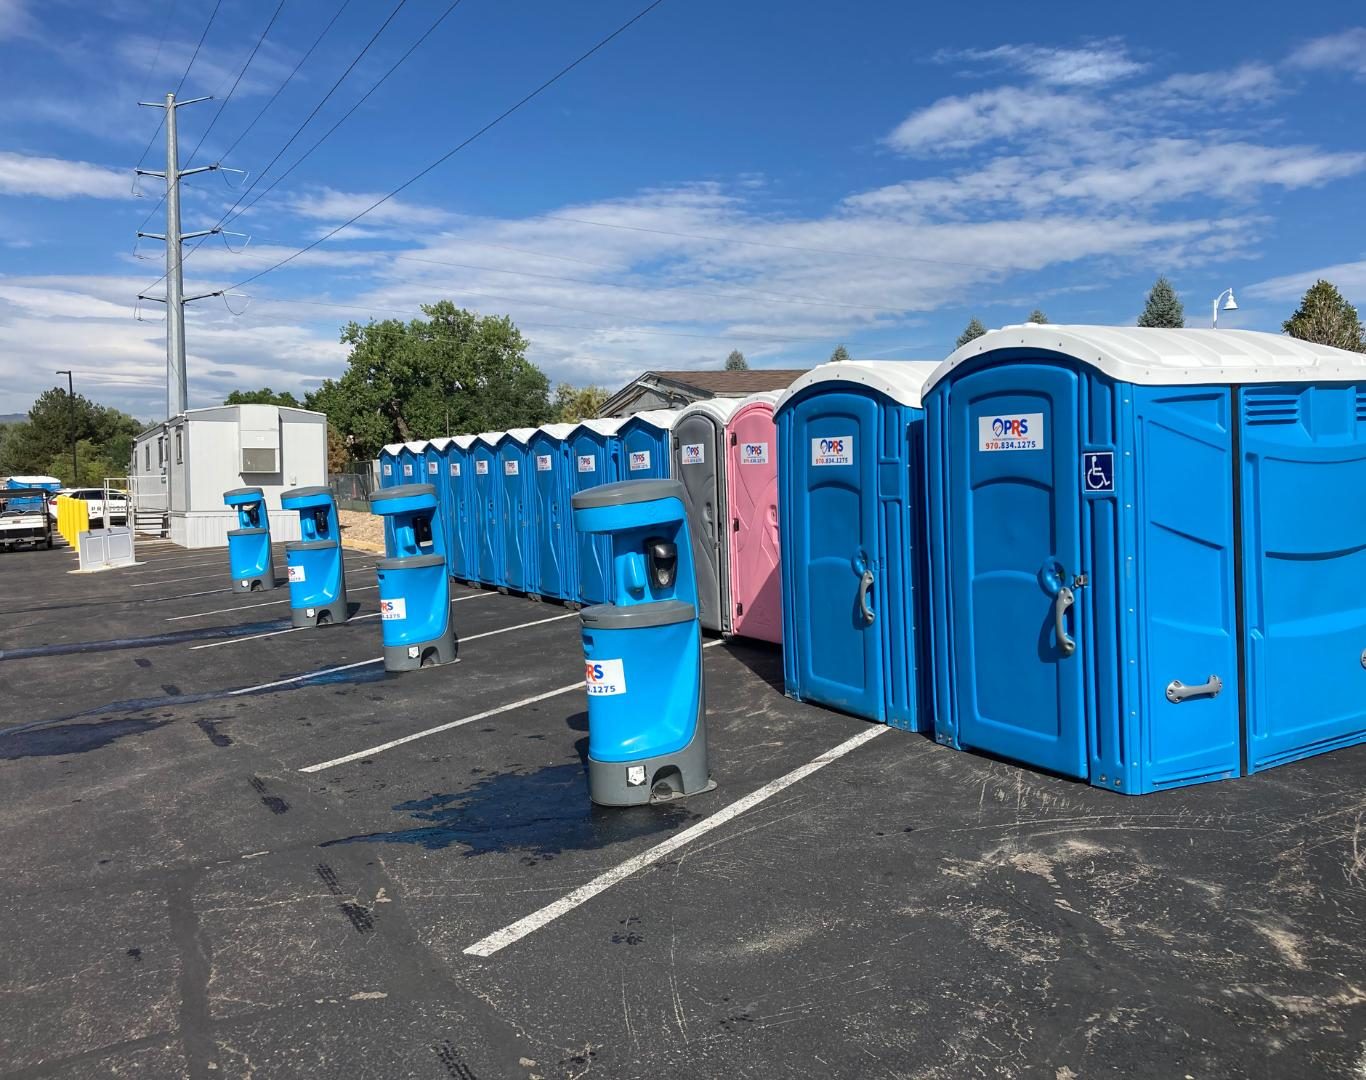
[448,435,478,584]
[775,360,939,729]
[425,437,455,577]
[527,423,577,602]
[398,440,426,486]
[567,417,628,605]
[572,479,712,805]
[378,444,403,489]
[496,428,537,593]
[619,409,680,480]
[369,483,457,670]
[925,325,1366,794]
[471,432,504,586]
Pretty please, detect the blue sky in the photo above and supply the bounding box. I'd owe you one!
[0,0,1363,420]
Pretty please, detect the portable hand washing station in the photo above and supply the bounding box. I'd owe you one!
[571,478,712,806]
[223,487,276,593]
[368,483,457,671]
[281,485,349,627]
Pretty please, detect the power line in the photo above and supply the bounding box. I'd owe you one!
[539,214,1020,273]
[138,0,408,295]
[137,0,291,235]
[221,0,468,231]
[211,293,909,350]
[133,0,225,172]
[219,0,354,163]
[138,0,180,101]
[228,0,671,292]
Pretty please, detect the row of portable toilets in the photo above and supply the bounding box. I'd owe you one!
[377,399,788,644]
[374,325,1366,796]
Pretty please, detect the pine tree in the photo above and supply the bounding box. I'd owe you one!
[1283,279,1365,353]
[1027,309,1049,324]
[956,318,987,348]
[1137,276,1185,328]
[829,344,851,363]
[725,349,748,371]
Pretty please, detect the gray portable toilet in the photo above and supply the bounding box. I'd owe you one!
[671,397,745,632]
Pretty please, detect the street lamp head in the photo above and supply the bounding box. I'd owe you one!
[1222,290,1238,312]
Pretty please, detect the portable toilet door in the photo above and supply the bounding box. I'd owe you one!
[449,435,478,584]
[672,398,744,632]
[528,424,576,601]
[924,324,1366,794]
[567,417,627,604]
[620,409,680,480]
[471,433,504,586]
[776,361,938,729]
[426,438,456,577]
[724,392,782,643]
[497,429,536,593]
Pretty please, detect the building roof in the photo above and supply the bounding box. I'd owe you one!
[775,360,940,412]
[929,325,1366,390]
[599,368,810,417]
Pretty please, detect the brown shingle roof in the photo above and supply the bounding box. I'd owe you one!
[633,369,811,396]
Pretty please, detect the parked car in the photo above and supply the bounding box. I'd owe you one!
[48,488,129,527]
[0,488,55,550]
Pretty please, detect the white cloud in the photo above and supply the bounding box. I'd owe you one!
[1245,260,1366,302]
[1286,27,1366,79]
[1137,62,1281,107]
[280,188,454,230]
[884,86,1104,155]
[0,151,132,199]
[0,0,35,39]
[936,39,1146,87]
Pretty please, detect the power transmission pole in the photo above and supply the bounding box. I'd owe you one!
[135,92,221,420]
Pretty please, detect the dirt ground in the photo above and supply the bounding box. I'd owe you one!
[338,508,385,554]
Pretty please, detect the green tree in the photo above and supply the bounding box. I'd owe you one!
[956,317,987,348]
[225,387,302,407]
[0,389,143,486]
[1137,276,1185,328]
[1028,309,1049,324]
[725,349,748,371]
[1283,279,1365,352]
[553,382,609,423]
[306,301,551,460]
[829,344,851,363]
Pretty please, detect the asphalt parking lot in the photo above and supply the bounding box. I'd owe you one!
[1,538,1364,1079]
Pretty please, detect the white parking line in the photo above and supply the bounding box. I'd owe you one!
[300,638,724,773]
[166,581,382,621]
[464,724,888,958]
[187,593,544,651]
[227,657,383,696]
[134,564,378,588]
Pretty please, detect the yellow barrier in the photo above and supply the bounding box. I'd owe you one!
[55,495,88,547]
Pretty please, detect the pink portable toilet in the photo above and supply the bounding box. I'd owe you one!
[724,391,782,643]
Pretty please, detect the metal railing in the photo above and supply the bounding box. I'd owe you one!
[329,471,374,512]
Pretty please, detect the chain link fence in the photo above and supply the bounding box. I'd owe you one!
[330,466,376,512]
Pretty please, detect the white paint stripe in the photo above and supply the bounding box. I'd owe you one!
[299,684,584,773]
[187,591,515,650]
[165,585,380,621]
[300,638,724,773]
[125,549,364,575]
[133,564,378,588]
[463,724,888,957]
[227,657,381,696]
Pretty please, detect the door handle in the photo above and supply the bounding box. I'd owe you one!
[856,568,876,625]
[1054,585,1076,656]
[1166,674,1222,704]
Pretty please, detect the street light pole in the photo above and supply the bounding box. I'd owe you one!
[55,369,76,484]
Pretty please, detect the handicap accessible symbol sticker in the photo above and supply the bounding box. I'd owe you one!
[584,658,627,696]
[380,597,407,621]
[1084,451,1114,493]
